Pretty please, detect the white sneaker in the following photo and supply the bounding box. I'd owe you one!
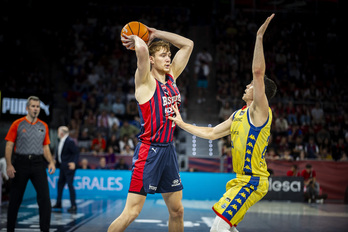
[230,226,239,232]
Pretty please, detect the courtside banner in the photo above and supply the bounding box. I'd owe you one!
[41,170,236,200]
[263,176,304,202]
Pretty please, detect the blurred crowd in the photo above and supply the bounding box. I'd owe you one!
[1,3,346,167]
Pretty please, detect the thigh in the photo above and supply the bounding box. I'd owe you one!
[156,145,183,193]
[30,160,49,195]
[162,190,183,213]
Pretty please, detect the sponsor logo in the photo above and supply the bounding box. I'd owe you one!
[268,178,302,192]
[171,179,181,187]
[149,185,157,191]
[151,148,157,153]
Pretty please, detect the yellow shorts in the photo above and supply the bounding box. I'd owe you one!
[212,174,269,227]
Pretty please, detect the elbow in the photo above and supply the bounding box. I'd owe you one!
[252,69,265,79]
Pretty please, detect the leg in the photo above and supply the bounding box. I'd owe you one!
[107,193,146,232]
[55,168,66,206]
[162,191,184,232]
[7,163,29,232]
[65,169,77,207]
[30,160,51,232]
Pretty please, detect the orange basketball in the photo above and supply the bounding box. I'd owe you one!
[121,21,149,50]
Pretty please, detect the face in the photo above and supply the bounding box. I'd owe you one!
[26,100,40,119]
[242,81,254,102]
[150,48,171,73]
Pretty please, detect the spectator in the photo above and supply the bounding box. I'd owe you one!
[125,99,139,121]
[286,164,300,177]
[119,135,135,152]
[305,136,320,159]
[114,157,130,170]
[301,164,327,203]
[78,158,91,169]
[274,113,289,137]
[119,120,140,138]
[291,135,306,160]
[99,96,112,113]
[108,112,120,129]
[285,101,298,125]
[218,101,233,122]
[97,110,110,136]
[106,134,120,154]
[96,157,109,170]
[112,97,126,119]
[91,132,107,152]
[311,102,324,125]
[120,144,134,156]
[105,146,116,164]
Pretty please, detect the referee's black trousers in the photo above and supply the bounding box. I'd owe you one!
[7,156,51,232]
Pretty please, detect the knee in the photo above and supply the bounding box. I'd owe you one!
[169,205,184,219]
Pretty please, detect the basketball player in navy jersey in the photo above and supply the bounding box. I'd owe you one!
[108,27,193,231]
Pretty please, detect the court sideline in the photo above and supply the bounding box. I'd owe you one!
[1,197,348,231]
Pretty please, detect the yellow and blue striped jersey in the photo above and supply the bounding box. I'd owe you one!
[230,106,272,177]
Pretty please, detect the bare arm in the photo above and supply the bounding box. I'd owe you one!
[250,14,274,125]
[5,141,15,178]
[169,104,231,140]
[43,144,56,174]
[148,28,194,80]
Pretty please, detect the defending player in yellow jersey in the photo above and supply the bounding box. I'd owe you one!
[169,14,277,232]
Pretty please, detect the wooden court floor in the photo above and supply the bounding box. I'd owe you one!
[1,197,348,231]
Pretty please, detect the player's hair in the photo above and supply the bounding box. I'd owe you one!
[148,40,171,57]
[264,76,277,100]
[26,96,40,107]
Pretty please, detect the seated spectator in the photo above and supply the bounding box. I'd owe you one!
[286,164,300,177]
[282,148,293,161]
[97,110,110,137]
[78,158,91,169]
[291,135,305,160]
[96,157,109,170]
[106,134,120,154]
[78,128,92,152]
[99,96,112,113]
[114,157,130,170]
[83,109,97,137]
[91,132,107,152]
[125,99,139,121]
[274,113,289,138]
[305,136,320,159]
[120,144,134,156]
[119,135,135,151]
[265,147,280,160]
[105,146,116,164]
[112,97,126,119]
[218,101,233,122]
[119,120,140,138]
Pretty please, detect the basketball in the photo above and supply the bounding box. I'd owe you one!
[121,21,149,50]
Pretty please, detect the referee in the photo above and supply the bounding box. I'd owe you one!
[5,96,56,232]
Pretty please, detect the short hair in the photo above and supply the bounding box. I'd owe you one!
[26,96,40,107]
[264,76,277,100]
[305,163,312,169]
[148,40,171,57]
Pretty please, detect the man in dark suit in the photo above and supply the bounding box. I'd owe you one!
[53,126,79,213]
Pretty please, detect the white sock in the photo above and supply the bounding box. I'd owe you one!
[210,216,231,232]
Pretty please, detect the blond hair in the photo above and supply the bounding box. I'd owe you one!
[148,40,171,56]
